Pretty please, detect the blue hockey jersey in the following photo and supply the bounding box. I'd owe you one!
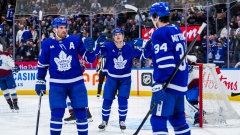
[97,42,142,80]
[151,24,188,95]
[6,8,14,22]
[21,30,32,44]
[37,35,96,87]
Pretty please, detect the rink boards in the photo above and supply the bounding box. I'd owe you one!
[2,69,240,101]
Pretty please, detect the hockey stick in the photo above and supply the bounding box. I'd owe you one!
[231,92,240,97]
[133,22,207,135]
[124,4,151,38]
[35,91,43,135]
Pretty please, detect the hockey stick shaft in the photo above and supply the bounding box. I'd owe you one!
[133,22,206,135]
[231,92,240,96]
[35,91,43,135]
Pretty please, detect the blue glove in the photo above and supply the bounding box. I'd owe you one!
[84,37,95,52]
[13,64,20,73]
[151,83,167,104]
[130,38,144,47]
[35,77,46,96]
[144,39,152,50]
[96,34,108,47]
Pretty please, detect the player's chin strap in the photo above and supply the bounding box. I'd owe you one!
[55,29,64,40]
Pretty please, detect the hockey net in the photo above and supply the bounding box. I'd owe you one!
[189,63,240,127]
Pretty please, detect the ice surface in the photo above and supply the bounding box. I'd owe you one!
[0,95,240,135]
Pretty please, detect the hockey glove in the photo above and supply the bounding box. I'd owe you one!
[130,38,144,47]
[84,37,95,52]
[35,77,46,96]
[151,83,167,104]
[96,34,108,47]
[144,39,152,50]
[13,64,20,73]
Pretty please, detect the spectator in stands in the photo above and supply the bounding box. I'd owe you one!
[69,21,80,34]
[171,10,181,25]
[212,40,227,68]
[135,11,145,29]
[57,0,65,9]
[187,12,197,25]
[235,21,240,35]
[233,31,240,63]
[129,24,138,39]
[0,19,7,48]
[40,21,49,38]
[220,24,231,38]
[21,25,33,45]
[6,5,14,27]
[20,39,36,61]
[91,0,101,12]
[16,25,24,46]
[30,10,39,26]
[96,19,105,34]
[103,15,115,34]
[6,27,13,48]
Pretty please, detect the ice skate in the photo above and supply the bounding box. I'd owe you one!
[13,102,19,113]
[119,121,126,132]
[7,99,14,112]
[98,121,108,131]
[86,108,93,123]
[8,101,14,112]
[64,115,76,124]
[97,94,100,98]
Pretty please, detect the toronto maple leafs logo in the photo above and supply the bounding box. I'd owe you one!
[54,51,72,71]
[215,53,220,60]
[113,55,127,69]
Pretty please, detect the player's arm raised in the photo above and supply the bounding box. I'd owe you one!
[79,37,96,63]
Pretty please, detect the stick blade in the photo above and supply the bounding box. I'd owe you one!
[124,4,138,12]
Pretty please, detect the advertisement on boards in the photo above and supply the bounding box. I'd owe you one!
[141,25,201,41]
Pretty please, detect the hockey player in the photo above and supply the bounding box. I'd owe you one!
[64,62,93,124]
[96,28,143,132]
[0,44,20,112]
[35,17,96,135]
[140,2,191,134]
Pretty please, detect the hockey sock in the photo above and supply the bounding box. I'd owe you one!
[9,88,18,100]
[73,108,88,135]
[2,89,11,101]
[67,102,74,115]
[102,99,113,121]
[118,96,128,121]
[50,108,65,135]
[150,115,168,134]
[169,112,191,135]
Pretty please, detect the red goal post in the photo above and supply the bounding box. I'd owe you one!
[192,63,240,127]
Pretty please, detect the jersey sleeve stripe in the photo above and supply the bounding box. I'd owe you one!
[156,56,174,63]
[38,61,49,67]
[158,64,175,68]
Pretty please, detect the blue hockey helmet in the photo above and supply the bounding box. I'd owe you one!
[52,17,67,28]
[112,28,124,36]
[149,2,170,18]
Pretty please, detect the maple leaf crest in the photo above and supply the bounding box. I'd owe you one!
[113,55,127,69]
[54,51,72,71]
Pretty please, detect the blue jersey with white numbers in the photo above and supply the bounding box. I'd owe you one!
[151,24,188,95]
[97,42,142,80]
[37,35,96,87]
[6,8,14,22]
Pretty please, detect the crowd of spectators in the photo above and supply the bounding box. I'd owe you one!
[1,0,240,68]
